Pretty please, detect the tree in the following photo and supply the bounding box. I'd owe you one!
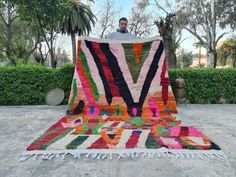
[0,0,40,65]
[194,41,204,66]
[155,14,178,68]
[177,50,193,68]
[96,0,119,38]
[9,20,41,64]
[228,39,236,67]
[60,1,96,64]
[11,0,73,68]
[0,1,17,65]
[216,0,236,29]
[129,0,154,37]
[33,42,49,65]
[217,38,236,67]
[145,0,183,68]
[54,47,71,67]
[176,0,236,68]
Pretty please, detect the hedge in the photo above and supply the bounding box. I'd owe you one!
[169,68,236,104]
[0,65,235,105]
[0,64,74,105]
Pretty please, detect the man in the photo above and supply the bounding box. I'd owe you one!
[105,17,137,40]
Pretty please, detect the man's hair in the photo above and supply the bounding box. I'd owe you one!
[119,17,128,23]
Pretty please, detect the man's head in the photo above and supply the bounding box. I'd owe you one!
[118,17,128,32]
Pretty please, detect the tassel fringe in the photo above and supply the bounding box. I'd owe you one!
[19,148,228,161]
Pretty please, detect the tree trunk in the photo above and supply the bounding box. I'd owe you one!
[199,47,201,66]
[37,17,54,68]
[155,15,177,69]
[49,49,55,68]
[207,49,217,68]
[71,32,76,64]
[232,53,236,68]
[163,36,177,68]
[50,29,55,68]
[5,4,16,66]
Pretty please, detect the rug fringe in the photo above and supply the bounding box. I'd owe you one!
[19,148,228,161]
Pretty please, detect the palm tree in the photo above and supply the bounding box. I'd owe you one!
[60,1,96,64]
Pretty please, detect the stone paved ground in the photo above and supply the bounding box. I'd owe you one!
[0,104,235,177]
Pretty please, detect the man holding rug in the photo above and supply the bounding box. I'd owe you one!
[105,17,137,40]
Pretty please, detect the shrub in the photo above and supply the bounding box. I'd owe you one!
[0,64,74,105]
[0,65,235,105]
[169,68,236,104]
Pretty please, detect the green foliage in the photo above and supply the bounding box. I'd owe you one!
[54,64,75,104]
[177,51,193,68]
[12,0,73,27]
[169,68,236,104]
[0,66,236,105]
[172,35,187,52]
[59,1,96,63]
[54,48,72,67]
[10,0,75,67]
[0,1,41,65]
[217,38,236,67]
[60,1,96,35]
[0,64,74,105]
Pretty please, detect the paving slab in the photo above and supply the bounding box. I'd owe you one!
[0,104,235,177]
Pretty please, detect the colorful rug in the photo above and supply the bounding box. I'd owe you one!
[20,36,226,161]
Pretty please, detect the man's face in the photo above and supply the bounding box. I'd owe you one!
[119,20,128,32]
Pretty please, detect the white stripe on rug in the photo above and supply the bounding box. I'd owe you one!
[116,130,133,148]
[46,132,77,150]
[77,135,101,149]
[137,130,150,148]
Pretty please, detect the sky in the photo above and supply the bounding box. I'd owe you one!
[59,0,234,59]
